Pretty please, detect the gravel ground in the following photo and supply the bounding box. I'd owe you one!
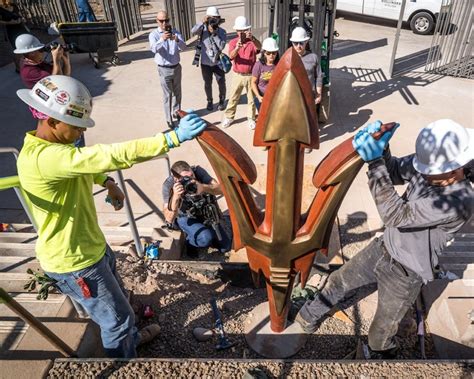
[48,359,474,378]
[114,246,436,360]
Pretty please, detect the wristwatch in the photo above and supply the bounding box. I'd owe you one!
[103,176,115,187]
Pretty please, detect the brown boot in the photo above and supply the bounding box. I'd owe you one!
[137,324,161,346]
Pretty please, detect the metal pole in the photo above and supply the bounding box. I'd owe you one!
[114,170,144,257]
[0,288,76,358]
[389,0,407,77]
[0,148,38,231]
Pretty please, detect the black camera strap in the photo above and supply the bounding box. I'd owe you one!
[192,26,205,67]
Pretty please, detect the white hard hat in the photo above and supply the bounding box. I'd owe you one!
[17,75,95,128]
[262,37,279,52]
[290,27,310,42]
[413,119,474,175]
[206,6,220,17]
[233,16,251,30]
[14,34,45,54]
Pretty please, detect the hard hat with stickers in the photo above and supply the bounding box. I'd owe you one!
[16,75,95,128]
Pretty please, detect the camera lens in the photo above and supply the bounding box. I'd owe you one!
[180,176,198,194]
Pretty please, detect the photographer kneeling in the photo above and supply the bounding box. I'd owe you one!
[162,161,233,256]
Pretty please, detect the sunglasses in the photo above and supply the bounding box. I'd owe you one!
[292,41,306,46]
[264,51,277,55]
[158,18,170,23]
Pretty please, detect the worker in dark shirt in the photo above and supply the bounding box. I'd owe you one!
[14,33,70,89]
[0,0,29,71]
[293,119,473,359]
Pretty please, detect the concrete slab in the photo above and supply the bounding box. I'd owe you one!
[0,359,52,379]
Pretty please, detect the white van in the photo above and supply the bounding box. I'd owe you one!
[337,0,444,35]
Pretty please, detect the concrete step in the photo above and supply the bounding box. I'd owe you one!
[0,242,129,257]
[0,295,103,360]
[0,256,40,273]
[0,273,34,292]
[438,252,474,265]
[422,279,474,359]
[0,293,66,318]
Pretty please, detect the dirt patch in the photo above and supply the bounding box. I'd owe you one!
[116,252,436,360]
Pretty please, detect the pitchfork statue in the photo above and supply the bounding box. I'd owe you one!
[178,48,395,358]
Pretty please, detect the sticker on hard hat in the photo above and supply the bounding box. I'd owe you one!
[39,78,58,92]
[55,91,70,105]
[66,109,84,118]
[69,103,85,113]
[35,88,50,102]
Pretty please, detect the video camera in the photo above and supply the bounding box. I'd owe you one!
[43,41,76,53]
[206,17,225,31]
[184,192,224,241]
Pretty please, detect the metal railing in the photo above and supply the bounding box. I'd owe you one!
[0,288,76,357]
[426,0,473,79]
[165,0,196,42]
[0,146,171,258]
[0,148,38,231]
[16,0,142,42]
[15,0,78,28]
[102,0,143,41]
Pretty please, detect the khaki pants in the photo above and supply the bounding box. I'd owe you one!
[224,72,256,121]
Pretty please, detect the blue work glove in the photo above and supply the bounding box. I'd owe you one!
[164,112,207,148]
[352,124,399,162]
[358,120,383,135]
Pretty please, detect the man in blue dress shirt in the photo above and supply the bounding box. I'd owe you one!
[149,10,186,128]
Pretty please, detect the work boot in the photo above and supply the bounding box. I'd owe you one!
[206,101,213,111]
[218,97,226,111]
[137,324,161,346]
[294,312,318,334]
[367,346,399,359]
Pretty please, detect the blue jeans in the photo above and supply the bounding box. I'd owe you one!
[177,216,233,253]
[76,0,96,22]
[45,246,138,357]
[254,96,261,111]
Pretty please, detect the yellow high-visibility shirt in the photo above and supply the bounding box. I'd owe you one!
[17,131,174,273]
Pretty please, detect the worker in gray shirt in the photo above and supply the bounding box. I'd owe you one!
[290,27,323,153]
[149,10,186,128]
[293,119,473,359]
[191,6,227,111]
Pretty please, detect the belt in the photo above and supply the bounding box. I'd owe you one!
[380,240,412,277]
[234,72,251,76]
[158,63,179,69]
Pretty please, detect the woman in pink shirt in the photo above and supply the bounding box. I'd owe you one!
[251,37,280,111]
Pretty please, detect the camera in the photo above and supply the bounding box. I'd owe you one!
[43,41,76,53]
[184,192,224,241]
[180,176,198,194]
[164,24,172,33]
[206,17,225,31]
